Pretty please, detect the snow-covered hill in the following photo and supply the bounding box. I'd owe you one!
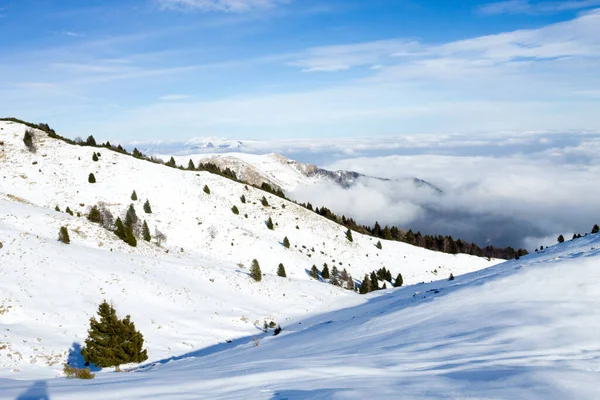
[2,216,599,399]
[161,152,442,195]
[0,120,495,380]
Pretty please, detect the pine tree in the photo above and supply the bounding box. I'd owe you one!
[125,204,138,228]
[92,152,99,162]
[231,205,239,215]
[266,217,274,230]
[330,265,340,286]
[240,194,246,204]
[322,264,330,279]
[23,130,36,152]
[277,263,286,277]
[88,173,96,183]
[203,185,210,194]
[143,200,152,214]
[310,265,319,279]
[448,273,455,281]
[55,205,61,212]
[394,273,403,287]
[370,271,379,291]
[124,226,137,247]
[359,274,370,294]
[592,224,599,234]
[114,217,126,240]
[58,226,70,244]
[65,207,73,216]
[376,240,382,249]
[86,135,97,146]
[345,229,353,242]
[557,234,565,243]
[188,159,195,170]
[166,157,176,168]
[382,282,387,289]
[81,301,148,372]
[142,220,151,242]
[88,205,102,223]
[282,236,290,248]
[250,259,262,282]
[131,190,138,201]
[261,196,269,207]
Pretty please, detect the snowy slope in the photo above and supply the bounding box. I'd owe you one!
[162,152,441,196]
[0,120,496,379]
[2,225,600,399]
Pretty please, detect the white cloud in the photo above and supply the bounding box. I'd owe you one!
[159,94,193,101]
[156,0,289,12]
[478,0,600,15]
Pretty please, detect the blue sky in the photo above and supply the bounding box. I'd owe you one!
[1,0,599,141]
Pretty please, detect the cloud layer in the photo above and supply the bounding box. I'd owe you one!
[156,0,289,12]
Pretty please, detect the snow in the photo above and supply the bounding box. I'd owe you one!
[0,121,495,383]
[5,121,595,399]
[162,152,321,192]
[2,226,600,398]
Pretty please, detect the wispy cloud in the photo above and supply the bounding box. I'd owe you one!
[159,94,193,101]
[478,0,600,15]
[156,0,290,12]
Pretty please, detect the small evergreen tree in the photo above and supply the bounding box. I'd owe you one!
[142,220,151,242]
[359,274,370,294]
[310,265,319,279]
[188,159,195,170]
[92,152,99,162]
[322,264,330,279]
[86,135,97,146]
[330,265,340,286]
[557,234,565,243]
[394,273,403,287]
[125,204,138,228]
[448,273,455,281]
[124,226,137,247]
[231,205,239,215]
[592,224,599,234]
[203,185,210,194]
[88,173,96,183]
[58,226,70,244]
[65,207,73,216]
[166,157,176,168]
[81,300,148,372]
[23,130,36,152]
[143,200,152,214]
[55,205,61,212]
[382,282,387,289]
[240,194,246,203]
[277,263,286,277]
[131,190,138,201]
[266,217,274,230]
[250,259,262,282]
[345,229,353,242]
[376,240,382,249]
[282,236,290,248]
[261,196,269,207]
[88,205,102,223]
[114,217,126,240]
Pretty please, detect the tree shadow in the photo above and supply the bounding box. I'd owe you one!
[66,342,101,372]
[15,380,50,400]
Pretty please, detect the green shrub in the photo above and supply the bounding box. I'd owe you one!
[232,205,239,215]
[63,364,95,379]
[203,185,210,194]
[250,259,262,282]
[88,173,96,183]
[277,263,286,277]
[58,226,70,244]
